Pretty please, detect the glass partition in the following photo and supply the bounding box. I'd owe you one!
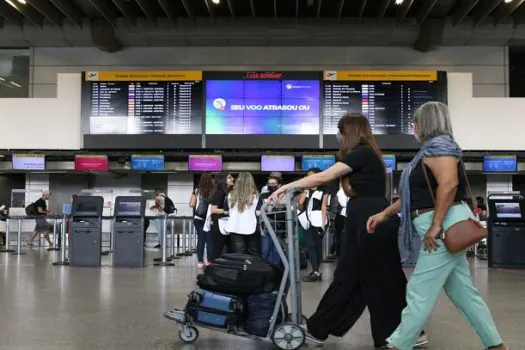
[0,49,30,98]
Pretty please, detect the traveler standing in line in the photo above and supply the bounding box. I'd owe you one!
[257,175,285,265]
[27,190,54,247]
[226,172,260,255]
[209,173,235,260]
[269,114,428,348]
[189,173,215,269]
[299,168,330,283]
[150,188,166,249]
[367,102,509,350]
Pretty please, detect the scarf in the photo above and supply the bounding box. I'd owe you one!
[399,134,462,262]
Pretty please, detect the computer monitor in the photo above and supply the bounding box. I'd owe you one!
[116,201,143,217]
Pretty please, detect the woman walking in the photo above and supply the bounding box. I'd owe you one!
[189,173,215,269]
[269,114,427,348]
[367,101,508,350]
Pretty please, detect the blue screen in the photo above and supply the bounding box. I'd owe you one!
[302,155,336,171]
[483,156,517,173]
[383,154,397,171]
[131,155,165,171]
[63,204,72,215]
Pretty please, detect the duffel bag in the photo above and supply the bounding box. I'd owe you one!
[244,292,287,337]
[197,253,283,295]
[185,288,245,329]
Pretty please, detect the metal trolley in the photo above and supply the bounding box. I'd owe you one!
[164,190,306,349]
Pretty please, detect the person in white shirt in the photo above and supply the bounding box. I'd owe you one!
[151,188,166,249]
[225,172,260,255]
[329,180,350,258]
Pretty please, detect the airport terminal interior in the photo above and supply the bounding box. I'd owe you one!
[2,0,525,349]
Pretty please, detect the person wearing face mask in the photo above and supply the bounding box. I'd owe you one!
[257,176,284,264]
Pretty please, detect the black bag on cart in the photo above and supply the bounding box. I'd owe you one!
[244,292,287,337]
[197,253,283,295]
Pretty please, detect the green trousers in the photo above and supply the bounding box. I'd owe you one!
[388,203,503,350]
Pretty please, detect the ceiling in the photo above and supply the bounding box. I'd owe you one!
[1,0,525,51]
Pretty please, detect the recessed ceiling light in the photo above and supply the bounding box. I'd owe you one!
[395,0,404,4]
[10,81,22,88]
[16,0,26,4]
[211,0,220,4]
[504,0,513,3]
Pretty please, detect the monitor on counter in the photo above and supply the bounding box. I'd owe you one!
[261,155,295,172]
[483,155,517,173]
[12,154,45,170]
[116,201,143,217]
[131,155,165,171]
[383,154,397,171]
[188,155,223,172]
[301,155,336,171]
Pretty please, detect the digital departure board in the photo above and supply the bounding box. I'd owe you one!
[323,71,447,135]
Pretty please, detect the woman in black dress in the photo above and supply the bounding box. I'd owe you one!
[209,173,235,260]
[269,114,427,348]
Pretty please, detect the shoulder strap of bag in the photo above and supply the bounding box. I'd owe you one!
[421,158,474,210]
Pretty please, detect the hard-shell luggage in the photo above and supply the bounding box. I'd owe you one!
[185,288,244,329]
[197,253,283,295]
[244,292,287,337]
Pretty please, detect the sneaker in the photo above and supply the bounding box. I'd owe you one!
[300,325,324,347]
[302,272,322,283]
[197,262,204,269]
[415,332,429,347]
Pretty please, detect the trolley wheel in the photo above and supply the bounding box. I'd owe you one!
[179,325,199,344]
[272,323,305,350]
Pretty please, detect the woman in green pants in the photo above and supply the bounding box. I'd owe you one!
[367,101,509,350]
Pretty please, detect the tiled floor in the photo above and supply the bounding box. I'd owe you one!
[0,249,523,350]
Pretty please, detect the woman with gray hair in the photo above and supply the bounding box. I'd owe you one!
[367,101,508,350]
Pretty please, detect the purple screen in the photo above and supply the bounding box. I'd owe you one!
[261,155,295,172]
[206,80,320,135]
[188,155,223,171]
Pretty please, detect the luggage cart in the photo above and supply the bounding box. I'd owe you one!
[164,190,307,350]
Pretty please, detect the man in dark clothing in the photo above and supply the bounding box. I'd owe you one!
[27,190,54,247]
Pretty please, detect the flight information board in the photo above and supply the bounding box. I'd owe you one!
[205,71,321,135]
[323,71,447,135]
[82,71,203,135]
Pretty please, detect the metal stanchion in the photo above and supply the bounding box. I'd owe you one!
[190,220,197,254]
[169,217,181,260]
[12,219,26,255]
[53,215,70,266]
[47,218,61,251]
[1,219,15,253]
[154,215,174,266]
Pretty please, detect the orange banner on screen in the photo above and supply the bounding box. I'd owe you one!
[84,71,202,81]
[324,70,438,81]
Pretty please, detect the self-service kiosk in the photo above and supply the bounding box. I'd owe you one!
[488,192,525,269]
[113,196,145,267]
[70,196,104,267]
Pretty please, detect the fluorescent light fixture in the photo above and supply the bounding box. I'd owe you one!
[504,0,513,3]
[0,77,5,81]
[4,0,17,8]
[9,81,22,87]
[395,0,404,4]
[16,0,26,4]
[211,0,220,4]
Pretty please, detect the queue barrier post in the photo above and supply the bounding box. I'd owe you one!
[53,215,70,266]
[12,218,26,256]
[169,217,180,260]
[0,219,15,253]
[189,219,196,254]
[47,218,61,251]
[154,214,174,267]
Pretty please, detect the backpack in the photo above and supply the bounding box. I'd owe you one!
[195,191,210,219]
[25,203,36,216]
[162,195,176,214]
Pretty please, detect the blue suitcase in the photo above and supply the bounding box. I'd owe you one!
[185,288,244,329]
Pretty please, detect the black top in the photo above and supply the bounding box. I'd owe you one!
[210,188,229,220]
[34,198,47,216]
[257,192,270,211]
[303,186,329,210]
[410,160,468,210]
[342,145,386,197]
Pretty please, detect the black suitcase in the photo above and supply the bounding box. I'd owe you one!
[197,253,283,295]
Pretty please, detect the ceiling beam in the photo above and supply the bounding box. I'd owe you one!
[135,0,157,24]
[377,0,392,24]
[416,0,440,25]
[226,0,235,19]
[397,0,415,24]
[26,0,63,27]
[203,0,216,25]
[414,17,445,52]
[250,0,256,18]
[493,0,525,25]
[180,0,196,24]
[514,2,525,24]
[112,0,138,25]
[452,0,480,25]
[0,2,23,27]
[89,0,118,26]
[4,0,44,27]
[358,0,367,20]
[274,0,277,18]
[158,0,178,26]
[317,0,323,19]
[473,0,504,25]
[48,0,83,28]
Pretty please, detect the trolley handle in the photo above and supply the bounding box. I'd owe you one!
[260,189,301,216]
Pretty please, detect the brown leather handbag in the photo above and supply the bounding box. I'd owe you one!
[421,160,488,253]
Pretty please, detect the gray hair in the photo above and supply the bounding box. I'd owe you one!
[414,101,454,142]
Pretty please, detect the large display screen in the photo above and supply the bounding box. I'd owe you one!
[82,71,203,135]
[483,155,518,173]
[205,71,321,135]
[323,71,447,135]
[12,154,45,170]
[301,155,336,171]
[261,155,295,172]
[188,155,222,172]
[75,155,109,171]
[131,155,164,171]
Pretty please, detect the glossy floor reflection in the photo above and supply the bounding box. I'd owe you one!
[0,249,523,350]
